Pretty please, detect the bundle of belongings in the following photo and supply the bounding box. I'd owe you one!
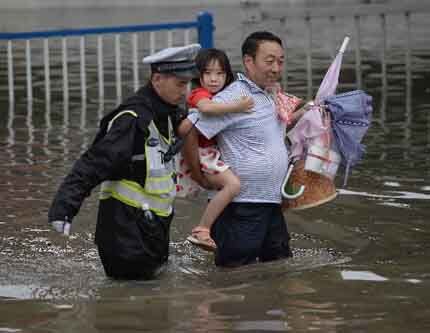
[283,90,373,210]
[282,36,373,210]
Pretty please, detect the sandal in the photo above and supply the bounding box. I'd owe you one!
[186,226,217,252]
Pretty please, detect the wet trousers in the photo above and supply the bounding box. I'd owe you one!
[95,198,172,280]
[210,202,292,267]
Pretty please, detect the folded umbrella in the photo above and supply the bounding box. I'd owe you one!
[315,37,350,104]
[288,36,350,159]
[324,90,373,185]
[284,36,350,199]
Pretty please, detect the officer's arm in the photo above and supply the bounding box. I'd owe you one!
[178,118,213,190]
[48,114,137,223]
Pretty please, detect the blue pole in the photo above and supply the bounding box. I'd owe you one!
[0,21,198,40]
[197,12,214,48]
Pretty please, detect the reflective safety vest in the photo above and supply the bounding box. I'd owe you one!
[99,110,176,217]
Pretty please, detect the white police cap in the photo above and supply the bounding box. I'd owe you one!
[143,43,201,79]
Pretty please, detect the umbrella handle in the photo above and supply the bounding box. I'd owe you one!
[339,36,350,54]
[282,163,305,199]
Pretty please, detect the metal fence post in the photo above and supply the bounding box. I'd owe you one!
[197,11,214,48]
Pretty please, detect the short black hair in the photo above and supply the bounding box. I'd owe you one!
[241,31,283,59]
[193,48,235,89]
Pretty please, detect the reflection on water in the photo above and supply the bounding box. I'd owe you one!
[340,188,430,200]
[1,4,430,333]
[1,89,429,331]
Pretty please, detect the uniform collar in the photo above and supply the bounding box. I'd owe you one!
[135,83,179,138]
[138,82,180,113]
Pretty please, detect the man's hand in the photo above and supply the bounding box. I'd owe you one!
[51,220,71,236]
[288,100,314,127]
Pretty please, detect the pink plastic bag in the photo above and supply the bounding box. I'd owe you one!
[266,83,302,125]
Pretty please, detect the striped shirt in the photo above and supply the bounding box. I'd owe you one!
[188,73,289,203]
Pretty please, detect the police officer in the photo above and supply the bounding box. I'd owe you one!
[48,44,201,279]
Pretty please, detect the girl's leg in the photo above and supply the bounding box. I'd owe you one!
[199,168,240,229]
[187,168,240,251]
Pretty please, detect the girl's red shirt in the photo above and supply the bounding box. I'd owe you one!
[187,87,217,148]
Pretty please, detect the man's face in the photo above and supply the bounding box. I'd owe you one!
[243,41,284,90]
[153,73,190,105]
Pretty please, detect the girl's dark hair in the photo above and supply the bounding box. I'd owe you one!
[192,48,235,90]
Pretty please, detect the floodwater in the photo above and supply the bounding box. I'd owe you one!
[1,2,430,332]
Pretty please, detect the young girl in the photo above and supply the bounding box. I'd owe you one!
[177,48,254,252]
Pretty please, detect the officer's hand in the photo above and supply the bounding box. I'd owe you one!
[191,174,214,190]
[51,220,71,236]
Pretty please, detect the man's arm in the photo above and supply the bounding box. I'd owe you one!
[287,101,313,130]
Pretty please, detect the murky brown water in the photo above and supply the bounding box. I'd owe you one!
[1,2,430,332]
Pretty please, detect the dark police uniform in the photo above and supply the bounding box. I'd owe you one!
[48,44,200,279]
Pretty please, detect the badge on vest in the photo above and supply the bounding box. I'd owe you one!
[147,138,159,147]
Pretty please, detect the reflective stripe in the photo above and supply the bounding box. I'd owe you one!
[100,180,174,216]
[131,154,145,161]
[100,110,176,216]
[144,174,175,194]
[107,109,137,131]
[149,119,172,145]
[149,169,170,177]
[143,119,176,195]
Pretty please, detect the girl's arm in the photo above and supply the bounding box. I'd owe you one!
[196,96,254,115]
